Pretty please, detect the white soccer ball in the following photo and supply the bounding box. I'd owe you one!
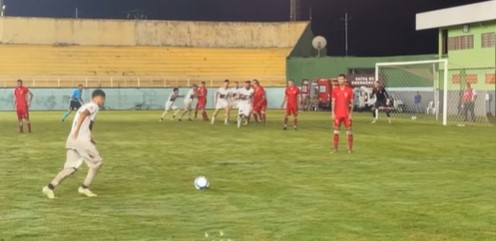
[194,176,209,190]
[411,116,417,120]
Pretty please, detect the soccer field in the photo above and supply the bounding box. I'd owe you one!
[0,110,495,241]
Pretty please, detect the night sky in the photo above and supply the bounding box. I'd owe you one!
[2,0,487,56]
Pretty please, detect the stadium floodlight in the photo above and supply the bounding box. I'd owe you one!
[312,36,327,58]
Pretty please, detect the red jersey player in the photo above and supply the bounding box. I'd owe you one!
[331,74,354,153]
[13,79,33,133]
[194,81,209,121]
[252,80,267,124]
[281,80,301,130]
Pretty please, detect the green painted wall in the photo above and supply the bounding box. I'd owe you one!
[442,21,496,68]
[440,21,496,90]
[286,54,437,85]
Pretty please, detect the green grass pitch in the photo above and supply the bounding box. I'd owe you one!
[0,110,495,241]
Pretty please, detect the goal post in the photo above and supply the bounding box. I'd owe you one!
[375,59,449,125]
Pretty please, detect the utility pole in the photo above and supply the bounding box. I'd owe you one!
[290,0,296,21]
[340,12,352,56]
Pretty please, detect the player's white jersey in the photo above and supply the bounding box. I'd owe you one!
[229,88,240,99]
[217,87,230,100]
[67,102,99,143]
[167,92,180,103]
[238,87,254,105]
[185,89,195,101]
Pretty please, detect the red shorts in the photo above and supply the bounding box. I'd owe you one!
[286,106,298,116]
[334,116,352,129]
[16,108,29,120]
[196,100,206,110]
[253,104,267,113]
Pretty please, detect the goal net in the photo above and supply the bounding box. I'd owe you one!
[376,59,494,126]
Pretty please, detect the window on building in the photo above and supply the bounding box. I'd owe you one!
[448,35,474,50]
[482,32,495,48]
[441,29,448,55]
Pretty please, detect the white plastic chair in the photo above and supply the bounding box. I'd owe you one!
[426,101,435,115]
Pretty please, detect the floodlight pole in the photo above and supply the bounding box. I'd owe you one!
[0,0,4,17]
[340,12,352,56]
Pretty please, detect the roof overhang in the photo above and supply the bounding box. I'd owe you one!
[416,0,496,30]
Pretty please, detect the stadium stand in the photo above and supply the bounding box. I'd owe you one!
[0,18,309,87]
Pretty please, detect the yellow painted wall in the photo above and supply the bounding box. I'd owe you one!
[0,17,308,48]
[0,45,290,86]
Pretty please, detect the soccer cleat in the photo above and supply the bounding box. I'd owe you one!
[188,118,193,121]
[283,126,287,130]
[330,149,338,154]
[371,119,377,124]
[293,126,297,130]
[172,115,176,120]
[159,118,164,122]
[348,149,353,154]
[42,186,56,199]
[78,187,98,197]
[177,118,182,122]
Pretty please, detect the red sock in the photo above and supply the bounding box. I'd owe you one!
[347,134,353,151]
[293,118,298,127]
[284,117,288,125]
[333,134,339,150]
[202,111,209,121]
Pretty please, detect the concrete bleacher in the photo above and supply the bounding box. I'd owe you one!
[0,45,290,87]
[0,17,309,88]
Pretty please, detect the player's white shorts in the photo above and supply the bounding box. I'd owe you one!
[238,103,252,116]
[165,101,177,111]
[230,100,239,109]
[64,140,103,169]
[215,99,229,109]
[183,100,193,110]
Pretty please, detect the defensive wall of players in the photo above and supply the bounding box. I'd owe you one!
[0,87,286,111]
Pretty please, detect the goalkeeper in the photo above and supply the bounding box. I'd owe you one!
[371,81,391,124]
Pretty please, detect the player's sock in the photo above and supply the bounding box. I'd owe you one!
[347,132,353,152]
[82,162,102,190]
[372,110,376,118]
[50,167,77,188]
[61,111,70,121]
[237,115,242,128]
[262,112,266,124]
[333,133,339,151]
[173,110,180,119]
[253,114,259,123]
[224,118,228,125]
[160,111,168,120]
[19,123,23,133]
[202,111,209,121]
[284,117,288,126]
[27,122,31,133]
[211,116,216,125]
[293,118,298,128]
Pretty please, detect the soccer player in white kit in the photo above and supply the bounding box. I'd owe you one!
[42,90,106,199]
[211,79,231,125]
[177,84,198,121]
[160,88,183,121]
[237,80,254,128]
